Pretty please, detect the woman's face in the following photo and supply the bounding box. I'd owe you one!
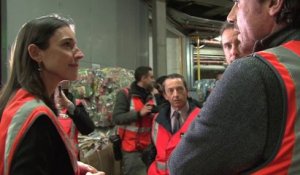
[39,26,84,85]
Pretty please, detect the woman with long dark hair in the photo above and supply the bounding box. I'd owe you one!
[0,14,104,175]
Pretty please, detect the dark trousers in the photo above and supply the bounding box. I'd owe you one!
[122,151,147,175]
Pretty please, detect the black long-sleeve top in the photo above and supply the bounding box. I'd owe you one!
[67,103,95,135]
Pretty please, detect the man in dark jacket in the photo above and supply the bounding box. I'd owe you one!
[169,0,300,174]
[112,66,156,175]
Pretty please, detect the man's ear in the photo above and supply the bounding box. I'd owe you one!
[163,92,168,101]
[141,75,147,81]
[269,0,284,16]
[28,44,42,62]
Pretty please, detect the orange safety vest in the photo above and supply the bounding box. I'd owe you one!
[118,88,156,152]
[148,107,200,175]
[249,40,300,174]
[0,89,78,175]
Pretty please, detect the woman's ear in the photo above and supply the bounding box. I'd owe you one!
[28,44,42,62]
[269,0,284,16]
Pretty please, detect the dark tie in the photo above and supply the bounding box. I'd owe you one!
[172,111,181,133]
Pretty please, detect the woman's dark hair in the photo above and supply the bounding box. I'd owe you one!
[0,14,73,119]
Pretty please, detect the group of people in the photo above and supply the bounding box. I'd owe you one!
[112,0,300,175]
[112,66,202,175]
[110,25,243,174]
[169,0,300,174]
[0,0,300,174]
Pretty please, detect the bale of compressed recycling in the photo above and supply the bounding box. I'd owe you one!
[72,67,134,174]
[70,67,134,127]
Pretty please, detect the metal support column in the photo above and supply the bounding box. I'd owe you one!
[152,0,167,77]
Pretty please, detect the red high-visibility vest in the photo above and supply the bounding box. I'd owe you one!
[148,107,200,175]
[0,89,78,175]
[249,40,300,174]
[118,88,156,152]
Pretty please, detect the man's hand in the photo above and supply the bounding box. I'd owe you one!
[139,103,155,117]
[54,87,75,114]
[86,172,105,175]
[78,161,105,175]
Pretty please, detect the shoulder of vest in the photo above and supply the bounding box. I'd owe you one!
[256,41,298,57]
[19,99,55,118]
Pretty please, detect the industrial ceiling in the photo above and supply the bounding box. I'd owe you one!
[146,0,234,40]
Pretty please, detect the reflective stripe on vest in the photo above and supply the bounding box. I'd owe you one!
[4,100,46,175]
[152,116,159,146]
[1,89,78,175]
[252,41,300,174]
[156,161,168,172]
[118,125,151,133]
[58,118,78,148]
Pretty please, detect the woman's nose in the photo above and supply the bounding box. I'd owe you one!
[73,47,84,59]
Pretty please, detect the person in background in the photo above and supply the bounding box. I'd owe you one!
[220,21,243,64]
[204,22,248,101]
[55,80,95,159]
[203,22,250,102]
[169,0,300,174]
[154,75,202,109]
[112,66,156,175]
[147,73,201,175]
[152,75,168,113]
[0,14,104,175]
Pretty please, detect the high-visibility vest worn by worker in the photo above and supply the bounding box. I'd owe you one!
[118,88,156,152]
[249,40,300,174]
[148,107,200,175]
[0,89,78,175]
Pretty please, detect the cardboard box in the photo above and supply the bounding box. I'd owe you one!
[81,143,122,175]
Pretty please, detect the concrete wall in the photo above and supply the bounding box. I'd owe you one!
[1,0,149,83]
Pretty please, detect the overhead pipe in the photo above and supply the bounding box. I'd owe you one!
[194,60,225,65]
[190,38,221,47]
[196,36,201,81]
[167,8,224,39]
[167,8,223,27]
[193,65,226,71]
[200,39,221,47]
